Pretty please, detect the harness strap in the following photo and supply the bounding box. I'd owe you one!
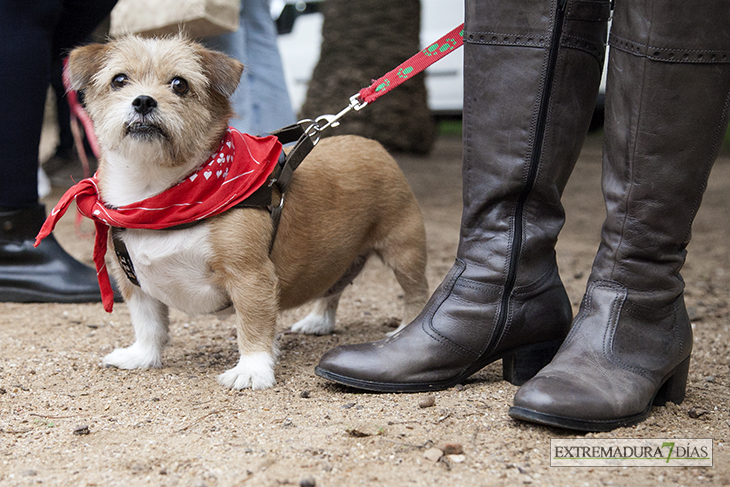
[112,124,318,288]
[259,124,317,250]
[268,123,307,144]
[111,227,140,286]
[272,131,315,195]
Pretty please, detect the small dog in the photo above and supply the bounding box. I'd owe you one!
[66,35,429,389]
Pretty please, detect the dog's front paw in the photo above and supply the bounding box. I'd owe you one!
[102,342,162,369]
[290,311,335,335]
[217,351,276,390]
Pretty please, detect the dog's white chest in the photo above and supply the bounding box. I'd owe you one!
[118,224,231,315]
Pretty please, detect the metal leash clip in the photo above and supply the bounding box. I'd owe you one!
[262,93,366,250]
[300,93,368,145]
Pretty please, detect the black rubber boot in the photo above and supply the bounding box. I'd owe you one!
[510,0,730,431]
[0,204,107,303]
[315,0,610,392]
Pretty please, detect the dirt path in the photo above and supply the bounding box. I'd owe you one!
[1,133,729,486]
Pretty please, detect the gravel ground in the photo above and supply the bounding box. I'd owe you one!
[1,132,729,486]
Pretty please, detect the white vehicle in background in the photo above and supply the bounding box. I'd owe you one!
[273,0,464,116]
[273,0,606,126]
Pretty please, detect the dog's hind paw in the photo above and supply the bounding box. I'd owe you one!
[102,343,162,369]
[290,312,335,335]
[217,351,276,390]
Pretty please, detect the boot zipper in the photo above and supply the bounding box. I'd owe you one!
[491,0,567,351]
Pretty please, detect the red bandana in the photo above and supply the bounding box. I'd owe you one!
[35,128,282,312]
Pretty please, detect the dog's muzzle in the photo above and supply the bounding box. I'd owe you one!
[124,95,167,140]
[125,121,166,139]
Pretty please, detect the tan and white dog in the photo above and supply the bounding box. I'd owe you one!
[66,35,429,389]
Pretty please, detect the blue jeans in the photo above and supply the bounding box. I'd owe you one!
[204,0,296,135]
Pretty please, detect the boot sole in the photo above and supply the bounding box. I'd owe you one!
[507,356,690,432]
[0,287,103,304]
[315,339,564,393]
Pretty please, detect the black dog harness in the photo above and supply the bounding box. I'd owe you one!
[112,122,316,288]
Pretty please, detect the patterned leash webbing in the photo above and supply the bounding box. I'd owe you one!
[357,23,464,105]
[303,23,465,137]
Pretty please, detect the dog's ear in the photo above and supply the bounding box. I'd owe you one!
[199,48,244,98]
[67,43,110,92]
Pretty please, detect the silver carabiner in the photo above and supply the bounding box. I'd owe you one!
[298,93,369,145]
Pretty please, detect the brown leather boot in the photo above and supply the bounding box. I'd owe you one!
[510,0,730,431]
[315,0,610,392]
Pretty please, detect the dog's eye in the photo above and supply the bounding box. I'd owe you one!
[111,74,129,90]
[170,77,189,95]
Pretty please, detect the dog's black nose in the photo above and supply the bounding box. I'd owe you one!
[132,95,157,115]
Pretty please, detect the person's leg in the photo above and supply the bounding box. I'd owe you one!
[203,14,255,134]
[204,0,295,135]
[511,0,730,431]
[50,57,76,159]
[315,0,610,391]
[0,0,117,303]
[52,0,117,54]
[44,0,117,177]
[240,0,295,134]
[0,0,60,209]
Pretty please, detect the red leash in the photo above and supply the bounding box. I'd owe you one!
[358,23,464,104]
[303,23,465,136]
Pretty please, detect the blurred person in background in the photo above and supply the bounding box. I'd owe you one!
[204,0,296,135]
[0,0,118,303]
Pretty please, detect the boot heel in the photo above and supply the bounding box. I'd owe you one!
[502,339,563,386]
[653,357,690,406]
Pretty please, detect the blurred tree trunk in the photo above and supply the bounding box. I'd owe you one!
[300,0,436,154]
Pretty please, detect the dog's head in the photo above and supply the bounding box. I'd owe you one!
[67,35,243,168]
